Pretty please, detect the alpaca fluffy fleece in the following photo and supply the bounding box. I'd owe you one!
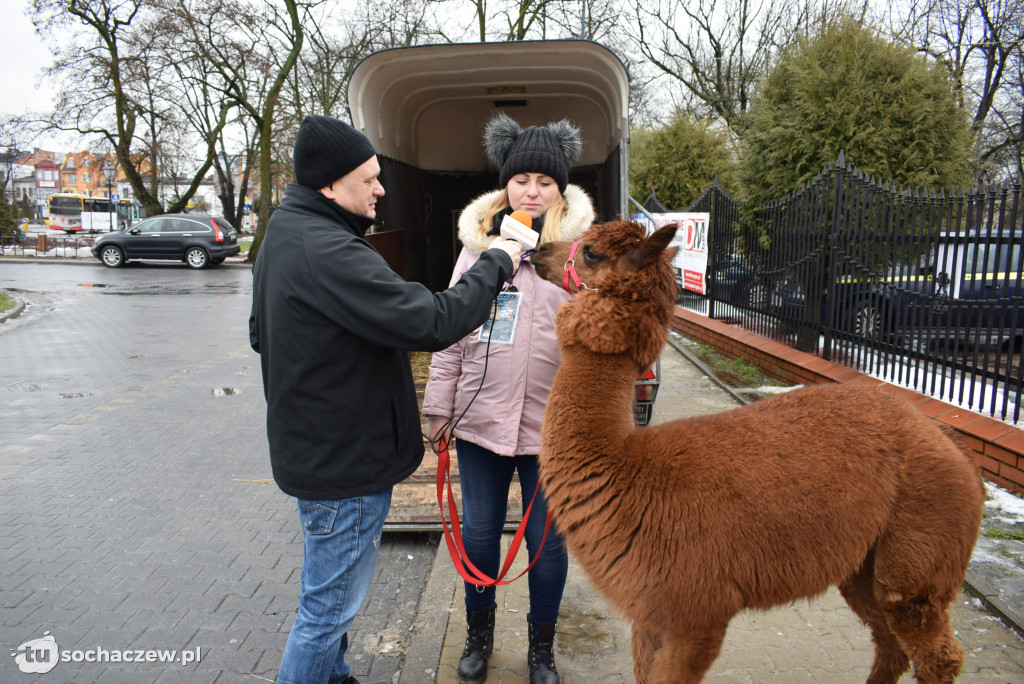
[531,219,986,684]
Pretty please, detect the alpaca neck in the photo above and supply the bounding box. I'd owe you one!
[540,344,640,542]
[543,344,638,454]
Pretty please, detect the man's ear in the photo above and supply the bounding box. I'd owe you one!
[319,181,337,200]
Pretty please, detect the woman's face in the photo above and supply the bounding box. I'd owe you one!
[506,173,559,220]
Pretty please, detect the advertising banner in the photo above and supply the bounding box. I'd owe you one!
[633,212,711,295]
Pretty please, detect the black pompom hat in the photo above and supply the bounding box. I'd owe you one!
[293,115,377,190]
[483,112,583,193]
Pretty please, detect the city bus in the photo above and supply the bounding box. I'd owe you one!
[47,193,142,233]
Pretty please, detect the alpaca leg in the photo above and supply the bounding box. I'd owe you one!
[838,550,910,684]
[631,626,660,684]
[880,595,963,684]
[873,517,970,683]
[647,626,728,684]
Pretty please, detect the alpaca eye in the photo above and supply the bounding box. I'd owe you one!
[582,246,603,264]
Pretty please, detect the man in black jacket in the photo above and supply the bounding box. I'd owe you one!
[250,114,521,684]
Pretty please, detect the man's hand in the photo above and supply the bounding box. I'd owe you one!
[489,238,523,275]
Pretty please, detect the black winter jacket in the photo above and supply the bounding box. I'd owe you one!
[249,184,512,499]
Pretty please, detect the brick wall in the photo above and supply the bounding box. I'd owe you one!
[672,307,1024,496]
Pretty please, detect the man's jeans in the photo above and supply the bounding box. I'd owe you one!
[455,438,568,623]
[276,490,391,684]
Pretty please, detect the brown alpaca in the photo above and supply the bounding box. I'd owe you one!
[530,219,985,684]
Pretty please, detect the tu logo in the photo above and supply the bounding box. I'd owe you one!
[11,632,59,674]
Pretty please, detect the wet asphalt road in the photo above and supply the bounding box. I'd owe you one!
[0,260,434,683]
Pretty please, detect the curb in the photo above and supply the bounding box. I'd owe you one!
[0,298,25,324]
[400,536,456,684]
[0,255,252,267]
[963,567,1024,638]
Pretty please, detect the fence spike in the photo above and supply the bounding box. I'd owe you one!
[837,149,846,168]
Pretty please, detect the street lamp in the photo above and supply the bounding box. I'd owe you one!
[101,160,116,232]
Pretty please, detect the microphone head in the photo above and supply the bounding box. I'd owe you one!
[499,210,538,249]
[509,210,532,228]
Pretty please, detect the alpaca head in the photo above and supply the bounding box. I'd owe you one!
[531,219,678,369]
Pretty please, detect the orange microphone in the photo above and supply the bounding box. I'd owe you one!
[500,210,537,249]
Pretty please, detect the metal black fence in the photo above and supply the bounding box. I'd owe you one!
[676,152,1024,424]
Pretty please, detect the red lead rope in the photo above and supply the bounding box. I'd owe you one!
[436,440,553,586]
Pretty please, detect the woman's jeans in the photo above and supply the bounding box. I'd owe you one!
[276,490,391,684]
[456,438,568,624]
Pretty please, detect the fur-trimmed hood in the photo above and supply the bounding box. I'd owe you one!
[457,184,595,255]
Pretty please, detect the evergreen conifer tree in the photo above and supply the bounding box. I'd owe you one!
[741,19,975,204]
[629,112,739,210]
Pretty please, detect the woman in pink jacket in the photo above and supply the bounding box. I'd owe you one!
[423,112,595,684]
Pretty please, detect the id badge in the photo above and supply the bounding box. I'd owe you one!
[477,292,522,344]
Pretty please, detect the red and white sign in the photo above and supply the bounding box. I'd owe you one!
[639,212,710,295]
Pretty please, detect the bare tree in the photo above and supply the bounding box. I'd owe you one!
[542,0,623,41]
[631,0,794,132]
[630,0,866,131]
[430,0,607,42]
[287,5,377,123]
[168,0,308,257]
[0,119,37,199]
[29,0,225,216]
[883,0,1024,179]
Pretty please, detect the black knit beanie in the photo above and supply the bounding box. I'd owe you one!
[484,112,583,193]
[293,115,377,190]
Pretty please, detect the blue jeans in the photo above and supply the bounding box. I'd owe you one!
[456,439,568,623]
[276,490,391,684]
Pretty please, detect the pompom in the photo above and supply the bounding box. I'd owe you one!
[483,112,521,170]
[547,118,583,168]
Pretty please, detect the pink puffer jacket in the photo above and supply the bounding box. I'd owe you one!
[422,185,595,456]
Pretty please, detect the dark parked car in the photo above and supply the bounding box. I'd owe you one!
[91,214,239,269]
[770,232,1024,351]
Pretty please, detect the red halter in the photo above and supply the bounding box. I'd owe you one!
[563,241,596,293]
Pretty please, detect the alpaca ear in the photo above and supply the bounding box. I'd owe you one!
[627,223,678,270]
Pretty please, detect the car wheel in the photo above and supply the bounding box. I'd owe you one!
[99,245,125,268]
[849,299,888,340]
[185,247,209,269]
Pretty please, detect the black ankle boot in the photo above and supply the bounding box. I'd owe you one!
[458,605,496,683]
[527,615,559,684]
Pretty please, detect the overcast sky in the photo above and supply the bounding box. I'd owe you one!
[2,5,64,150]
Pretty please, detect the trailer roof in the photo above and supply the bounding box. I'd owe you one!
[348,40,630,173]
